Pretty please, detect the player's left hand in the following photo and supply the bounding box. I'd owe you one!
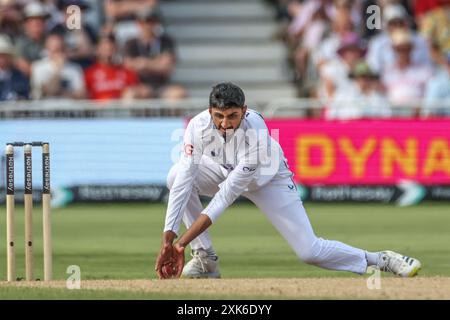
[172,243,185,278]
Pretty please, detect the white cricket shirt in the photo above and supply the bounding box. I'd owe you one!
[164,109,292,235]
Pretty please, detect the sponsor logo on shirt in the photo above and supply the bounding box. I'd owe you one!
[221,164,235,171]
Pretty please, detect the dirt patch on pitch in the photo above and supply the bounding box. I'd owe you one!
[1,277,449,299]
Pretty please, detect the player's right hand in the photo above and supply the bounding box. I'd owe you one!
[155,243,177,279]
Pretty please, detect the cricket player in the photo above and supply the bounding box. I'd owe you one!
[155,82,421,279]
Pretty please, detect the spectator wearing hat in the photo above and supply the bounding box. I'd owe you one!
[367,4,431,73]
[423,51,450,117]
[327,60,391,120]
[122,8,186,101]
[49,0,97,69]
[85,35,149,101]
[318,32,366,100]
[31,33,86,99]
[15,1,50,77]
[381,29,433,116]
[0,34,29,101]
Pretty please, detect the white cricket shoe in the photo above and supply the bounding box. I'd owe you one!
[181,249,221,279]
[377,251,421,277]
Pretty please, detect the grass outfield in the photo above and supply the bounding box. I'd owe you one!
[0,202,449,299]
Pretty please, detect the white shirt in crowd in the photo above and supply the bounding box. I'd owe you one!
[312,34,341,66]
[318,57,353,99]
[423,68,450,116]
[367,32,431,73]
[382,63,433,107]
[327,82,392,120]
[31,57,85,99]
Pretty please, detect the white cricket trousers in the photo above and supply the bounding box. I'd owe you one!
[167,157,368,274]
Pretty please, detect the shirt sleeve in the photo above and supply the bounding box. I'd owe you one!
[202,161,257,222]
[163,119,201,235]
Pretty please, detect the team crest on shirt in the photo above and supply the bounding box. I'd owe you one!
[210,149,222,157]
[184,144,194,156]
[221,164,234,171]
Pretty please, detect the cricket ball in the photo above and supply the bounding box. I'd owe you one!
[162,264,176,278]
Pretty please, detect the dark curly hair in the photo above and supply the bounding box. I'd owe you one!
[209,82,245,109]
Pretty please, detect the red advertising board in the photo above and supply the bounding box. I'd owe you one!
[266,119,450,185]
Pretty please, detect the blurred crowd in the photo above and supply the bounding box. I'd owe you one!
[0,0,449,118]
[274,0,450,118]
[0,0,186,103]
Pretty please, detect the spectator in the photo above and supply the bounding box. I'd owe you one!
[288,0,333,43]
[272,0,295,32]
[312,4,355,68]
[381,29,433,115]
[289,0,332,84]
[367,4,431,73]
[103,0,157,46]
[31,33,86,99]
[0,2,23,40]
[123,8,186,101]
[417,1,450,66]
[41,0,64,32]
[319,32,366,99]
[413,0,443,21]
[0,34,30,101]
[15,1,50,77]
[85,35,149,101]
[423,51,450,117]
[49,0,97,69]
[288,0,360,42]
[327,60,391,120]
